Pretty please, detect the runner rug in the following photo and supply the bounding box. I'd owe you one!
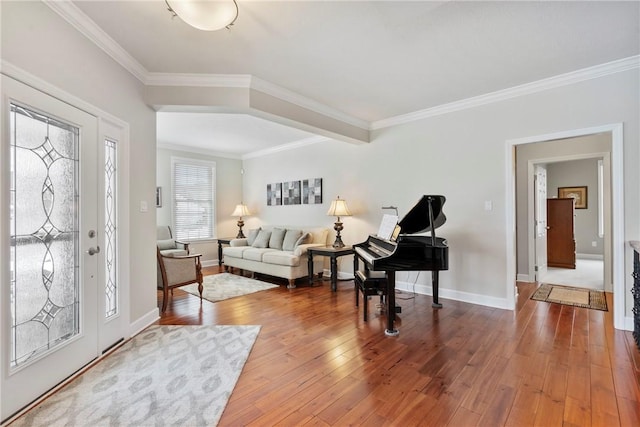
[180,272,278,303]
[531,283,608,311]
[12,325,260,426]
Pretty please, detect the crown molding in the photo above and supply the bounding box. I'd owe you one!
[43,0,148,82]
[249,77,370,130]
[371,55,640,130]
[157,142,243,160]
[145,73,252,88]
[242,135,330,160]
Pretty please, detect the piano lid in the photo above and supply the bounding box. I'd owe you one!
[397,195,446,234]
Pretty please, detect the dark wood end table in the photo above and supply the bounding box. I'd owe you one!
[217,237,234,265]
[307,246,355,291]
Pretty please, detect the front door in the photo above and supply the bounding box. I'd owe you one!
[547,198,576,269]
[1,76,100,420]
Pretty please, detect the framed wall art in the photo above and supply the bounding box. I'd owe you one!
[302,178,323,204]
[282,180,301,205]
[558,186,587,209]
[267,183,282,206]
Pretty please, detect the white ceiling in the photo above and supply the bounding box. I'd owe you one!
[68,0,639,156]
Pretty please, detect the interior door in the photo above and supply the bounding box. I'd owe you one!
[534,166,548,281]
[547,198,576,269]
[1,76,99,421]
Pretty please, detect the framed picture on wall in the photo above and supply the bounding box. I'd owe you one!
[558,186,587,209]
[302,178,323,204]
[267,183,282,206]
[282,180,301,205]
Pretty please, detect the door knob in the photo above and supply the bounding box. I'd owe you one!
[87,246,101,256]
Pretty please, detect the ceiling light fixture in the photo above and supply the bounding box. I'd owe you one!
[165,0,238,31]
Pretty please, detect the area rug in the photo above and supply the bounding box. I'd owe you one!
[180,272,278,303]
[531,283,608,311]
[12,325,260,427]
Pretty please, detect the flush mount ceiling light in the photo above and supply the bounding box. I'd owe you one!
[165,0,239,31]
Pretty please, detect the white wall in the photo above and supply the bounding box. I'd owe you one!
[156,147,243,265]
[243,69,639,315]
[1,1,157,324]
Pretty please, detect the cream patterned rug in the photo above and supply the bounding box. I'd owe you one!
[181,273,278,303]
[531,283,608,311]
[12,325,260,426]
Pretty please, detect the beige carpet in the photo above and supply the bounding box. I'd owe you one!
[531,283,607,311]
[180,273,278,303]
[11,325,260,426]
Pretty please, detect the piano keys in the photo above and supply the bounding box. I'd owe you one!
[354,195,449,336]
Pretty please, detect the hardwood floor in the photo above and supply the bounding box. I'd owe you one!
[157,268,640,426]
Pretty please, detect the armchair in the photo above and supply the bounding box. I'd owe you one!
[157,248,203,312]
[157,225,190,288]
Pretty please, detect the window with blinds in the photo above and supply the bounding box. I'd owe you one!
[172,158,216,241]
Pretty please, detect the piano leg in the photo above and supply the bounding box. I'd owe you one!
[385,271,399,336]
[432,271,443,308]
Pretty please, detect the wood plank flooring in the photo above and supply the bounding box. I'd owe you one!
[157,268,640,426]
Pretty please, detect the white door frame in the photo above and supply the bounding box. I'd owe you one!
[506,123,625,330]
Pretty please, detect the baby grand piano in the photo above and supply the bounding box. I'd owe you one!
[353,195,449,336]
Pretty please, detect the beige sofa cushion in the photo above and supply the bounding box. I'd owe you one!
[224,246,250,258]
[262,251,300,267]
[243,248,277,261]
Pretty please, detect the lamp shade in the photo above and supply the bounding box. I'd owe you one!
[231,203,251,218]
[166,0,238,31]
[327,197,351,217]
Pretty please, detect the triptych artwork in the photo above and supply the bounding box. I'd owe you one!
[267,178,322,206]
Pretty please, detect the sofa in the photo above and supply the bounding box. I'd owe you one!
[223,226,329,288]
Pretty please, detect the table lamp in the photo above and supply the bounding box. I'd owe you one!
[326,196,351,248]
[231,203,251,238]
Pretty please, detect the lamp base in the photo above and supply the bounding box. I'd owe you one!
[236,219,245,239]
[332,237,345,249]
[332,220,345,248]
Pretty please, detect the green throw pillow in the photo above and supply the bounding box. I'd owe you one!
[252,230,272,248]
[269,228,287,250]
[282,229,302,251]
[246,228,261,246]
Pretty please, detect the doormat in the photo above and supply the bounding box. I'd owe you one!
[531,283,607,311]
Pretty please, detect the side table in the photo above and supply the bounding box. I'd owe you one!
[307,246,355,292]
[217,237,233,265]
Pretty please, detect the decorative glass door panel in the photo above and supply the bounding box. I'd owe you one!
[10,104,80,367]
[104,138,117,319]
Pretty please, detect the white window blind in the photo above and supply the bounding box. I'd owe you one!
[172,158,216,240]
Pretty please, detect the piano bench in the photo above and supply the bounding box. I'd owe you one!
[355,270,387,321]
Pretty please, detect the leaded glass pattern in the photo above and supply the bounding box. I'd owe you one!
[104,138,117,318]
[9,104,80,368]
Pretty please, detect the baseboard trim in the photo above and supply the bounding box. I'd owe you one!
[129,308,160,338]
[202,259,218,268]
[517,273,533,282]
[395,280,511,310]
[577,253,604,260]
[624,315,634,332]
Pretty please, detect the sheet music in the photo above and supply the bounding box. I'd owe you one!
[377,214,398,240]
